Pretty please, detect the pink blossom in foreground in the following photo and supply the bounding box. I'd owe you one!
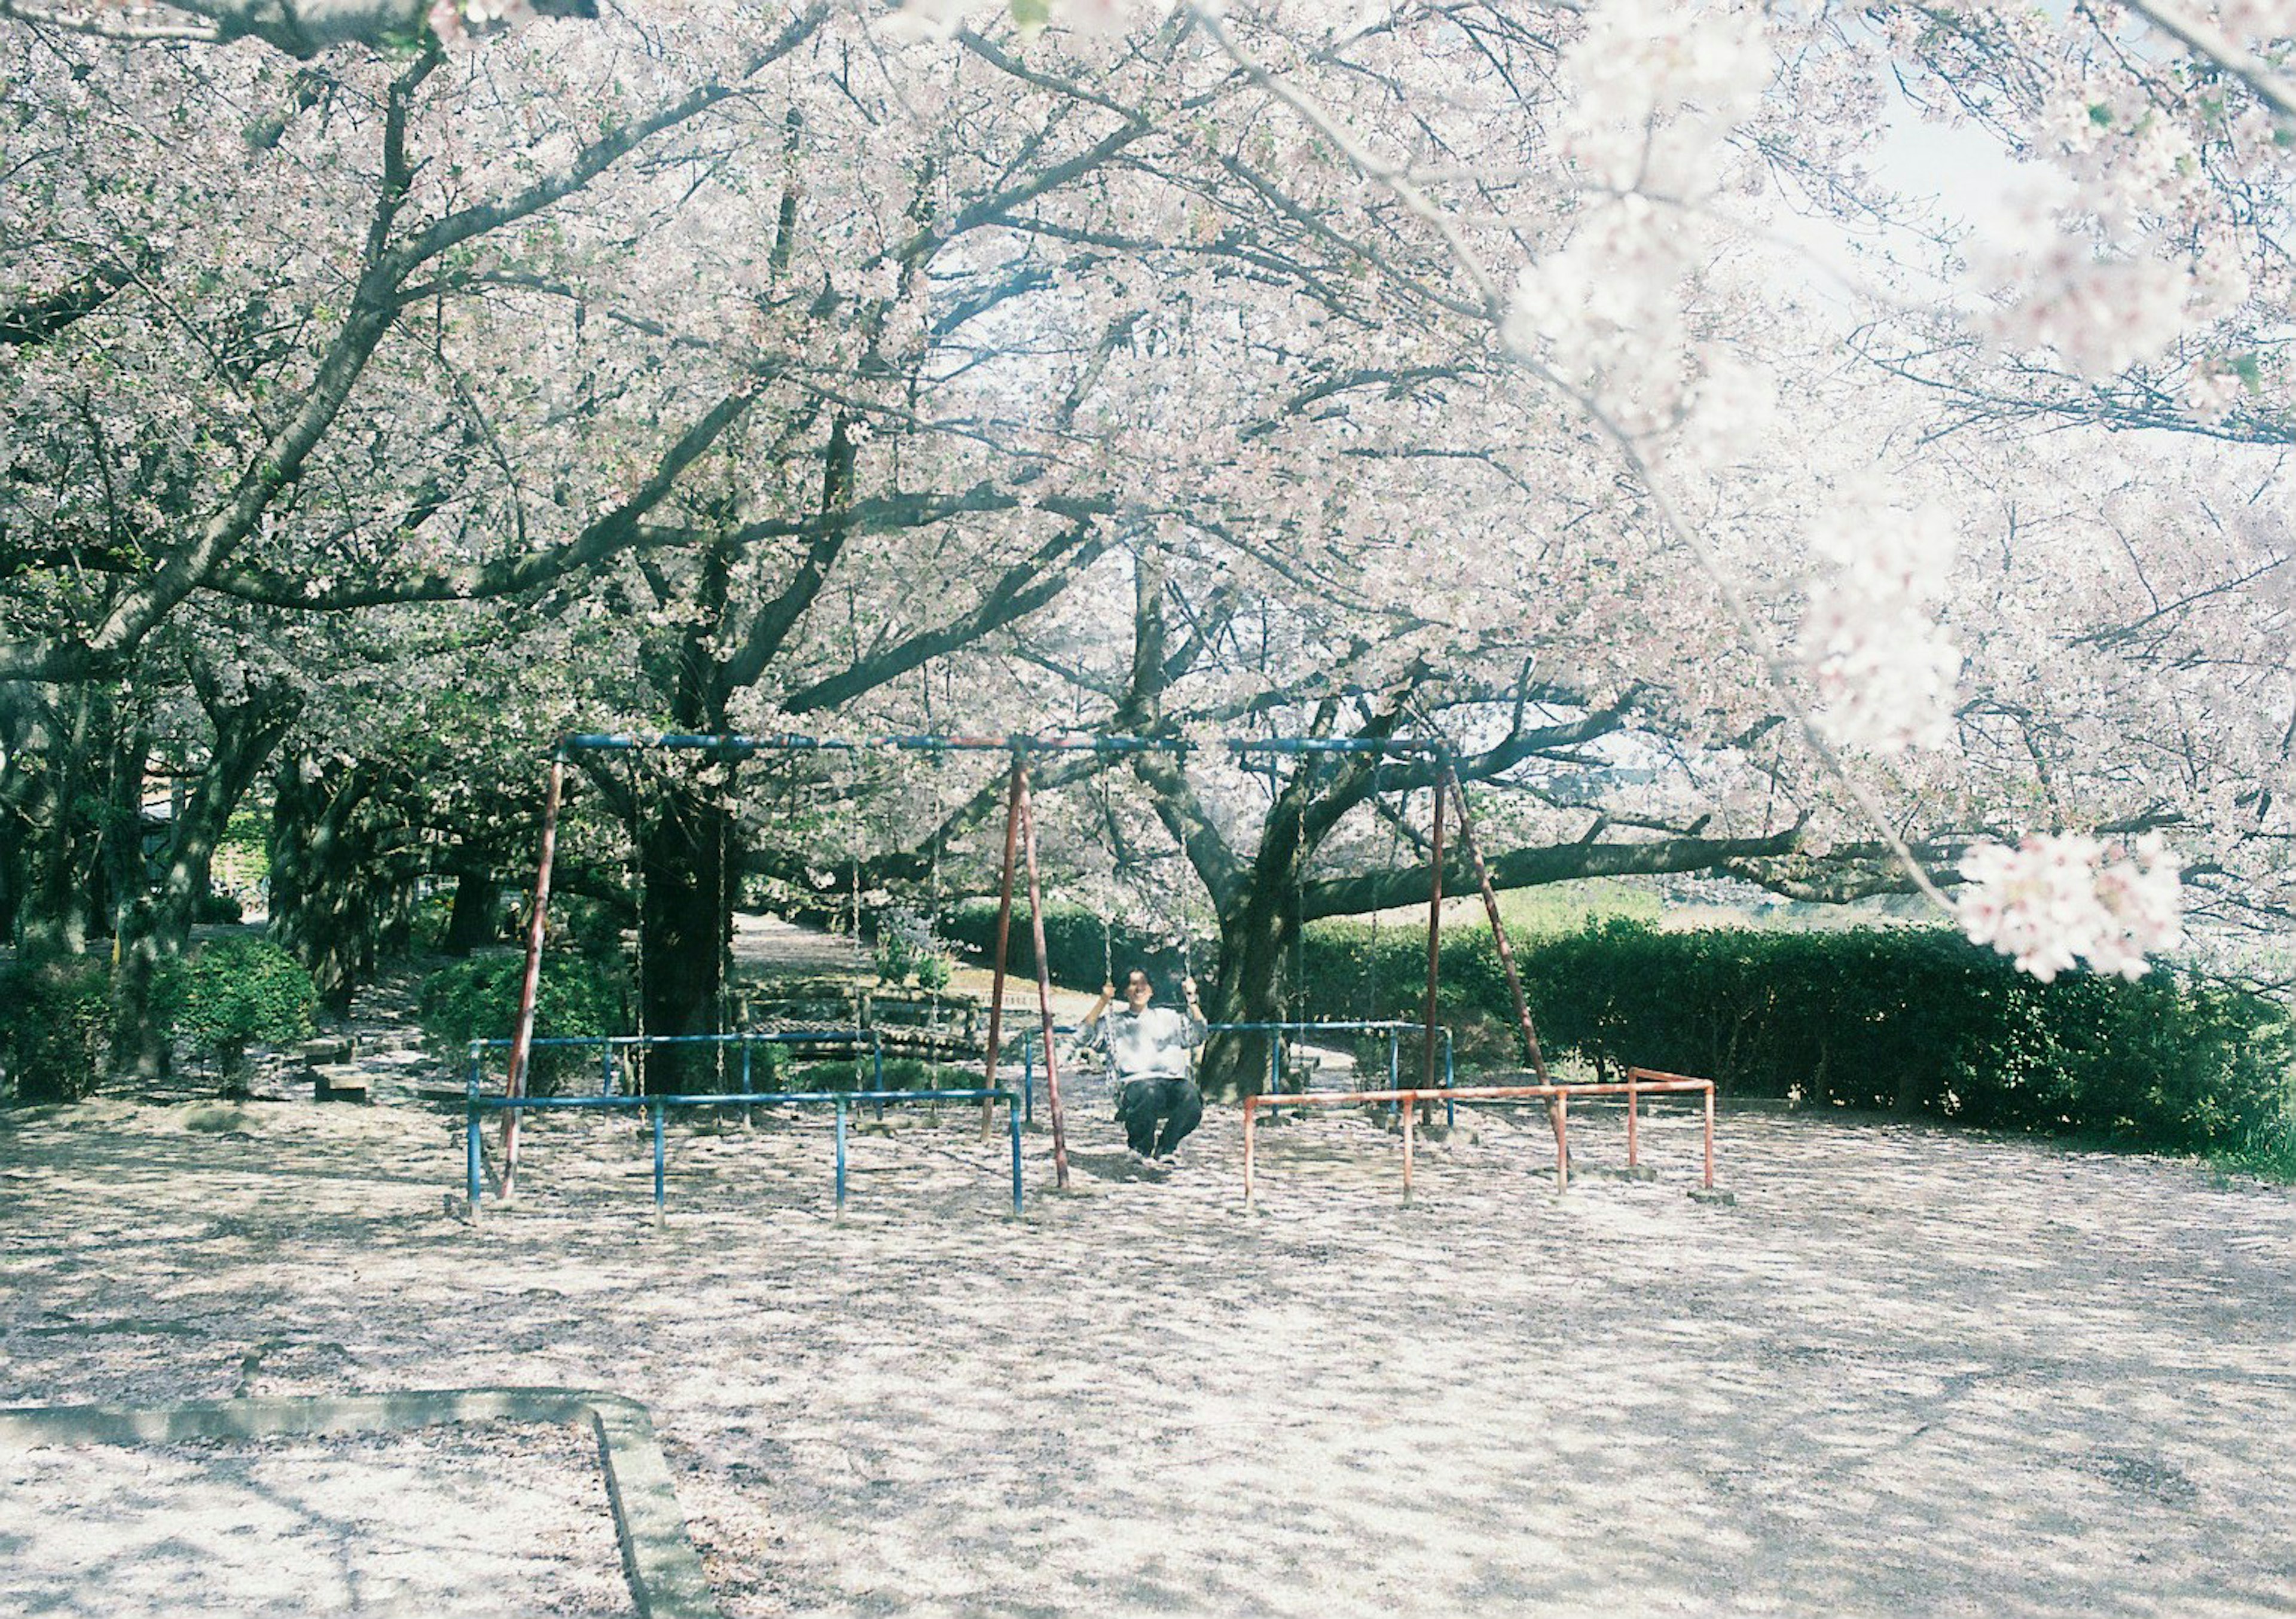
[1955,832,2184,983]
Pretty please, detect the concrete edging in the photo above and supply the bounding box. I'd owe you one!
[0,1386,719,1619]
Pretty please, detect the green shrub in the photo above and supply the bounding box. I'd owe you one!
[778,1055,976,1095]
[872,931,920,985]
[408,891,456,952]
[940,900,1199,991]
[417,952,626,1093]
[2212,1099,2296,1183]
[169,938,315,1095]
[193,890,244,924]
[936,899,2291,1154]
[0,956,113,1102]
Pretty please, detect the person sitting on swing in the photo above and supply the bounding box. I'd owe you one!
[1080,967,1206,1163]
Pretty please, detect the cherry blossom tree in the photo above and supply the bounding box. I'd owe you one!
[6,0,2288,1088]
[994,0,2293,984]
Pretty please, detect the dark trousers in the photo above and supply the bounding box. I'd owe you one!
[1116,1076,1203,1158]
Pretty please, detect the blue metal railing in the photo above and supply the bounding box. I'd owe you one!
[480,1027,888,1096]
[465,1032,1021,1215]
[560,731,1445,760]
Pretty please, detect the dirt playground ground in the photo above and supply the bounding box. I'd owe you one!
[2,1088,2294,1618]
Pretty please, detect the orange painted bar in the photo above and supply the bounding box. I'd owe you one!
[1703,1082,1716,1190]
[978,759,1025,1140]
[1402,1101,1416,1202]
[1241,1078,1717,1205]
[1016,764,1070,1192]
[502,756,567,1197]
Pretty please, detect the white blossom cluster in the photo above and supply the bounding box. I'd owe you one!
[426,0,535,45]
[1983,240,2198,384]
[1508,0,1771,438]
[2214,0,2289,43]
[1508,198,1693,435]
[1975,78,2252,384]
[1552,0,1770,200]
[1797,496,1962,753]
[895,0,1168,39]
[1955,832,2184,982]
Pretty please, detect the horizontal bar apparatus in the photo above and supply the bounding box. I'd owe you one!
[1240,1068,1717,1206]
[465,1088,1022,1216]
[557,731,1446,759]
[474,1028,887,1107]
[1203,1021,1454,1121]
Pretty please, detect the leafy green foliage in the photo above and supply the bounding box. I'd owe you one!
[416,952,627,1092]
[941,900,1192,991]
[1296,918,2291,1153]
[166,938,315,1090]
[2210,1101,2296,1183]
[194,890,245,924]
[777,1056,979,1095]
[872,930,921,985]
[0,956,113,1103]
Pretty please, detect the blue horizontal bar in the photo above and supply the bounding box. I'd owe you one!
[1011,1019,1439,1040]
[1228,737,1441,756]
[552,731,1446,759]
[561,732,857,755]
[1206,1020,1427,1034]
[471,1030,874,1052]
[468,1088,1013,1111]
[883,734,1191,754]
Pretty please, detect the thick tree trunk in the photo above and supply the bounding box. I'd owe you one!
[630,532,743,1094]
[270,757,390,1019]
[635,780,734,1094]
[0,695,41,948]
[112,682,300,1077]
[1198,882,1300,1101]
[20,685,124,960]
[113,902,172,1083]
[442,864,500,954]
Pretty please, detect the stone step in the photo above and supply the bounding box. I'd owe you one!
[312,1064,370,1102]
[355,1030,424,1056]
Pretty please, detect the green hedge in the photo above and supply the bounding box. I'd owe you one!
[1290,918,2289,1153]
[778,1056,981,1095]
[0,957,113,1103]
[939,900,1201,991]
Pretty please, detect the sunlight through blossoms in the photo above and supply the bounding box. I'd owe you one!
[1505,0,1769,436]
[1971,65,2259,389]
[1955,832,2185,983]
[1797,499,1961,755]
[425,0,536,46]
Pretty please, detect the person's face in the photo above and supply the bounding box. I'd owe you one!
[1125,972,1153,1011]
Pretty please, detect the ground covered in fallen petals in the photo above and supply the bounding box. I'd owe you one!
[3,1089,2293,1618]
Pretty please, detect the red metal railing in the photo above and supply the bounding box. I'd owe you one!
[1241,1068,1715,1205]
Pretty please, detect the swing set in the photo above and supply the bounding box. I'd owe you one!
[478,729,1717,1211]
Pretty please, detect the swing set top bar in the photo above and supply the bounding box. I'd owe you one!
[557,731,1445,760]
